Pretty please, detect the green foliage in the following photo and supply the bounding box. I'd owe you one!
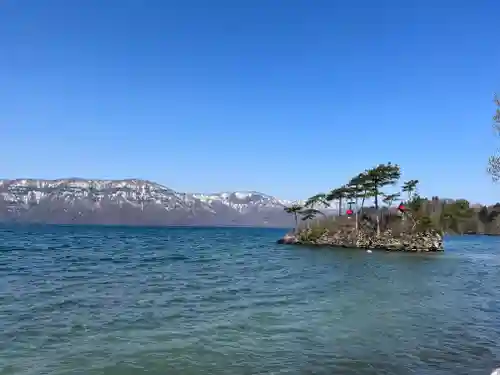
[327,186,350,201]
[443,200,473,221]
[326,186,350,215]
[346,172,374,213]
[438,199,474,234]
[284,204,303,231]
[401,196,475,234]
[299,208,325,221]
[415,215,435,232]
[344,184,362,201]
[284,204,302,214]
[402,179,419,200]
[407,195,425,212]
[360,163,401,234]
[304,193,329,209]
[382,193,400,208]
[348,174,369,196]
[478,205,489,223]
[285,204,328,232]
[364,162,401,209]
[301,158,500,235]
[297,226,327,242]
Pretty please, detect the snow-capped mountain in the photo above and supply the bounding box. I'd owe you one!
[0,178,299,227]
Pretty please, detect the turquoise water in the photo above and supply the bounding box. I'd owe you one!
[0,225,499,375]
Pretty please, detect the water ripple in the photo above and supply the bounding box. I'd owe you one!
[0,226,499,375]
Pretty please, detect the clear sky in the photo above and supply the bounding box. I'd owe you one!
[1,0,499,203]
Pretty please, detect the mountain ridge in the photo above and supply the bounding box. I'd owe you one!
[0,178,304,227]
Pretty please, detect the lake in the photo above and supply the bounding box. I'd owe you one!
[0,225,499,375]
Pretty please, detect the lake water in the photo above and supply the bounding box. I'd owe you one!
[0,225,499,375]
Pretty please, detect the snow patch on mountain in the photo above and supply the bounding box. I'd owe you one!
[0,178,299,227]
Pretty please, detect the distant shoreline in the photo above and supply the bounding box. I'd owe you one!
[2,222,498,240]
[0,222,291,230]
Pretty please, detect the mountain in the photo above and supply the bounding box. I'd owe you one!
[0,178,300,227]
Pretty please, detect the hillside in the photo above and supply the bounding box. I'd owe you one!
[0,178,302,227]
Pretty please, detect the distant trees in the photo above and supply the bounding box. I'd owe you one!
[406,197,478,234]
[294,161,500,236]
[441,199,474,233]
[284,146,500,235]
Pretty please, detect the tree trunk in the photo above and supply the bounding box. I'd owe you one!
[294,213,298,233]
[360,194,366,214]
[355,196,359,233]
[339,197,343,216]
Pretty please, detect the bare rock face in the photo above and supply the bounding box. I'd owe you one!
[357,229,444,252]
[277,233,299,244]
[277,227,444,252]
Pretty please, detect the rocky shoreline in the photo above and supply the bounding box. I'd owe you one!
[277,227,444,252]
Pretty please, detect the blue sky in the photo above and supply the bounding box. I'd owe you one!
[1,0,499,203]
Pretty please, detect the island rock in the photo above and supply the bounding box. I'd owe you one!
[277,226,444,252]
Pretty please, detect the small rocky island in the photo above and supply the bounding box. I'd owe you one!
[279,162,449,252]
[277,222,444,252]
